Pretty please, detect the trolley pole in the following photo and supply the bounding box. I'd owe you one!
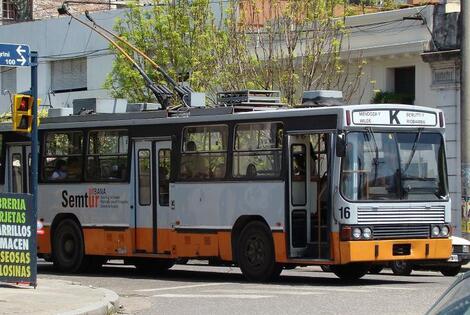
[30,51,39,273]
[461,0,470,238]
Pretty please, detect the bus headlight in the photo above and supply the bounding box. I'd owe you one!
[362,227,372,239]
[431,225,440,237]
[352,227,362,240]
[441,225,450,237]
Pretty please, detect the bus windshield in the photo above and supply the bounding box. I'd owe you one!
[341,131,448,201]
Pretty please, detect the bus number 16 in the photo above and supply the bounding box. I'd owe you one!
[339,207,351,219]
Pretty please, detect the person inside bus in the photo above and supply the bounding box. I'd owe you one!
[246,163,257,178]
[67,157,81,180]
[50,159,67,180]
[182,140,209,179]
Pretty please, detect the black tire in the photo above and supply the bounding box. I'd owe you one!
[369,265,384,274]
[440,265,461,277]
[134,259,175,274]
[237,221,282,282]
[320,265,332,272]
[390,261,412,276]
[52,219,86,273]
[331,263,370,281]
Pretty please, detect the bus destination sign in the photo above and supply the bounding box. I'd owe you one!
[0,193,36,286]
[352,109,437,127]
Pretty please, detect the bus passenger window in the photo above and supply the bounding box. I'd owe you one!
[86,130,128,182]
[43,131,84,181]
[159,149,171,206]
[11,153,23,193]
[233,122,283,178]
[179,125,227,180]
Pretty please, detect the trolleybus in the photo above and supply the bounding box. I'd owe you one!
[0,96,452,281]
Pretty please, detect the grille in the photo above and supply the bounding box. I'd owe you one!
[357,205,445,225]
[372,224,430,239]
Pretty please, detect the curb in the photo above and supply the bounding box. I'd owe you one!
[58,287,119,315]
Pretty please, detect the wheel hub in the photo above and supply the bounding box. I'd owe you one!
[246,236,265,267]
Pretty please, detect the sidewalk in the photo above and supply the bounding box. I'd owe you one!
[0,278,119,315]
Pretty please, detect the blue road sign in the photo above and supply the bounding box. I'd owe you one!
[0,43,30,67]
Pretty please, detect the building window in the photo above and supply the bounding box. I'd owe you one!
[2,0,32,22]
[387,66,415,104]
[86,130,128,181]
[2,0,17,20]
[1,67,16,93]
[51,58,87,93]
[233,122,283,178]
[43,131,84,181]
[179,125,228,180]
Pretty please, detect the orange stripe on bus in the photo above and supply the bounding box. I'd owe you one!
[37,226,286,263]
[272,231,288,262]
[37,226,51,254]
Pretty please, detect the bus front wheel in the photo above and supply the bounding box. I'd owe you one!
[237,221,282,282]
[390,261,412,276]
[331,263,370,281]
[440,265,461,277]
[52,219,86,273]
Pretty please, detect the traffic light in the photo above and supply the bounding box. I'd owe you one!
[12,94,33,133]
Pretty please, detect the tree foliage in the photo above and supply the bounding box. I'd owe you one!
[105,0,368,106]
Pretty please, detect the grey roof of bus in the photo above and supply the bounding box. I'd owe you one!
[0,103,441,131]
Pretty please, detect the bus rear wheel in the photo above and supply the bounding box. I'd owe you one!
[237,221,282,282]
[52,219,86,273]
[331,263,370,281]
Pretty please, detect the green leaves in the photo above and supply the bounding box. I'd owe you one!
[105,0,366,106]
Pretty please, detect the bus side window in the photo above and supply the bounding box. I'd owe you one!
[233,122,283,178]
[43,131,84,181]
[179,125,227,180]
[86,130,128,182]
[11,153,23,193]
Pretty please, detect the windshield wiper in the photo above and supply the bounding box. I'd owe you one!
[402,128,423,174]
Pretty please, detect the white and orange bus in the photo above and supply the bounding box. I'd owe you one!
[0,96,452,281]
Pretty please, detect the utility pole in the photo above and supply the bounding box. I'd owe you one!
[461,0,470,238]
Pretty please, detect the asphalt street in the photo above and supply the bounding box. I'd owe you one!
[37,260,457,315]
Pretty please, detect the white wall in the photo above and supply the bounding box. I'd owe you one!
[0,9,125,112]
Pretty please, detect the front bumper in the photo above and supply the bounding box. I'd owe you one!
[339,238,452,264]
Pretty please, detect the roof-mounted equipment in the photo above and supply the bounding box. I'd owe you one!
[217,90,285,111]
[300,90,344,107]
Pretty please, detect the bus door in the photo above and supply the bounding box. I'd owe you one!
[7,144,31,193]
[134,140,171,253]
[308,133,330,259]
[288,135,311,257]
[288,134,331,259]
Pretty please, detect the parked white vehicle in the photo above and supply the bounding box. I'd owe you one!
[369,236,470,277]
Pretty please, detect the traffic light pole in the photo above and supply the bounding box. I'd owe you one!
[30,51,38,283]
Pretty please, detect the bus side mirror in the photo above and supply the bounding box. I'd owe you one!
[336,132,346,157]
